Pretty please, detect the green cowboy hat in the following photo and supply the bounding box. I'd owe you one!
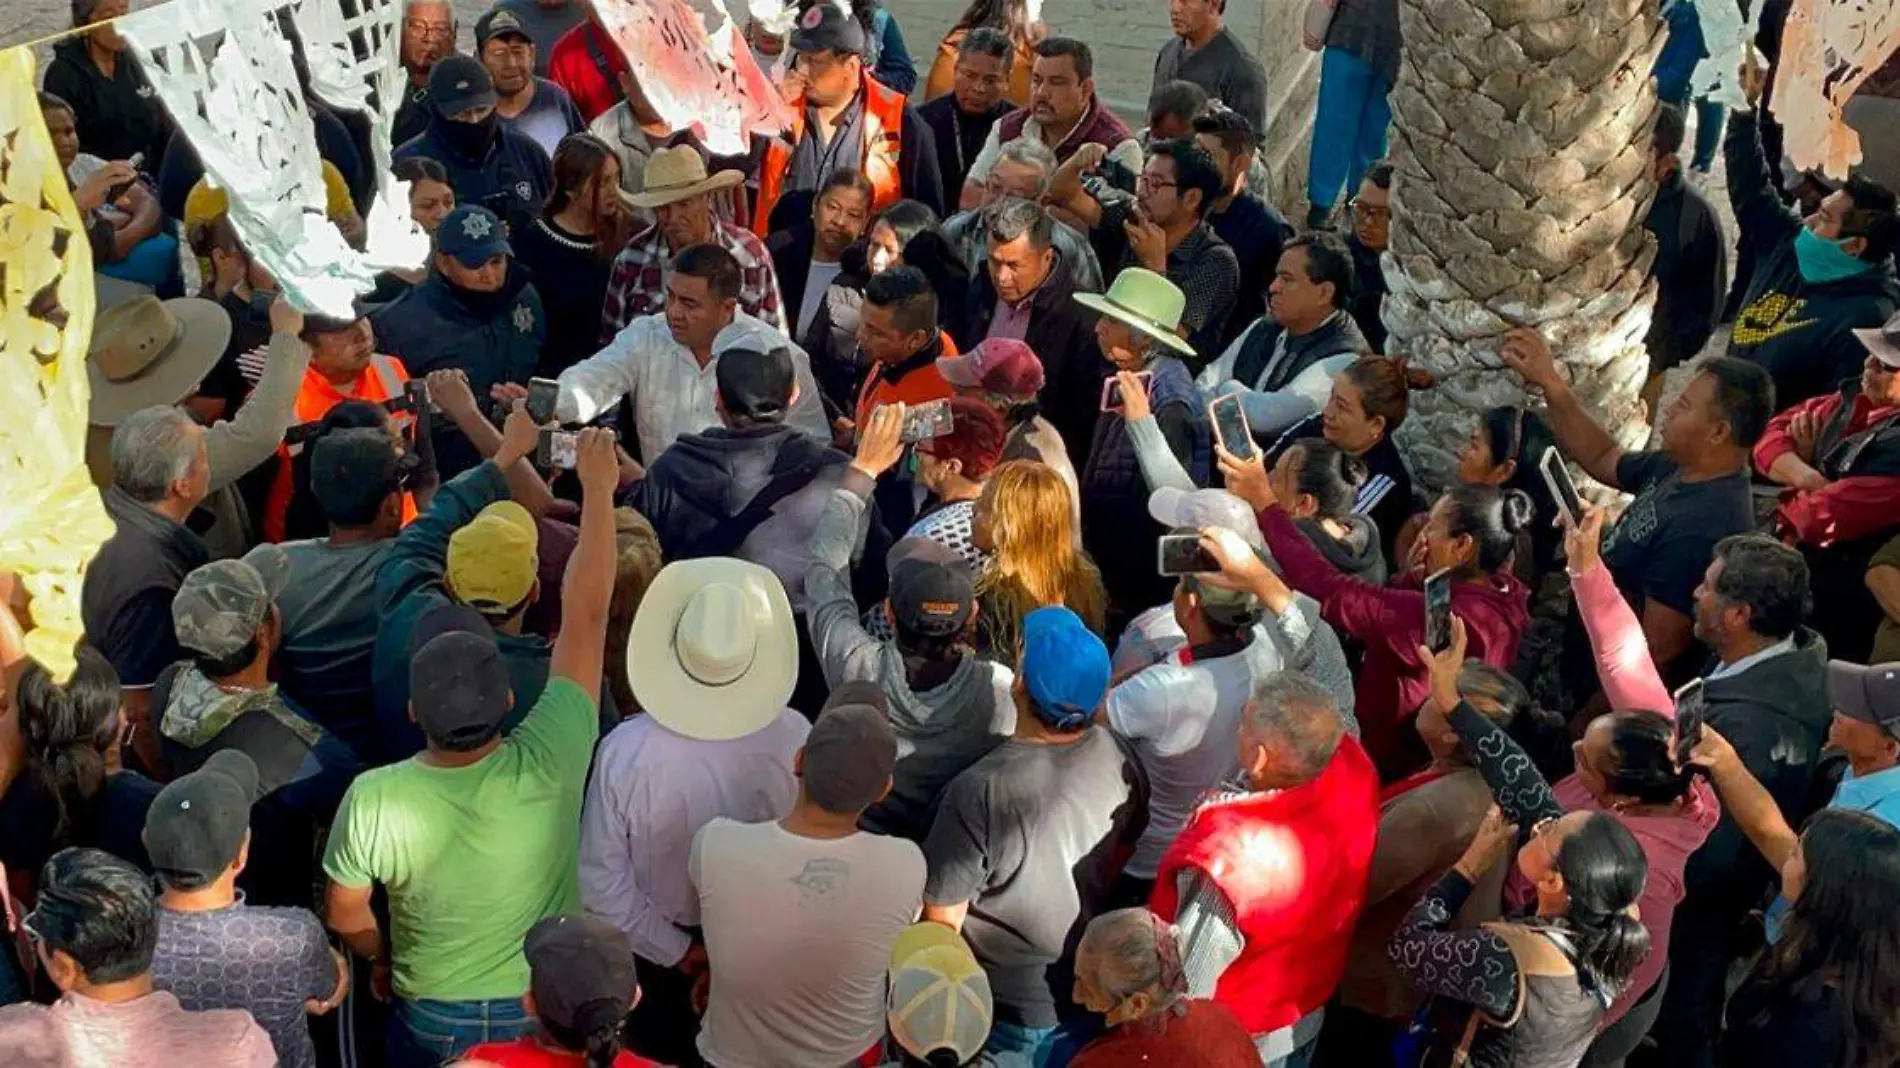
[1073,268,1197,358]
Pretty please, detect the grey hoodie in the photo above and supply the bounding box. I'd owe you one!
[806,472,1017,841]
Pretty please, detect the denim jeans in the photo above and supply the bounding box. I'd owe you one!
[388,996,534,1068]
[1308,48,1393,212]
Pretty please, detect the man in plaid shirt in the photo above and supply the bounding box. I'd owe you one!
[601,146,788,344]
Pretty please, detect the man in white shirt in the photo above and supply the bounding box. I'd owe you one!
[692,682,927,1068]
[578,556,810,1065]
[553,243,829,464]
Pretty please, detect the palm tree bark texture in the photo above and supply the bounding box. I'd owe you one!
[1381,0,1668,487]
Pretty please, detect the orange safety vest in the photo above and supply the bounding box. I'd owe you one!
[855,332,959,430]
[263,354,417,543]
[752,73,907,237]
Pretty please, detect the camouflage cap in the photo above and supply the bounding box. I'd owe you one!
[173,547,291,660]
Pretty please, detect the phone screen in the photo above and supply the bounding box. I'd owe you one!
[1424,568,1454,654]
[1210,395,1255,460]
[526,378,560,425]
[1673,679,1707,767]
[1157,534,1219,576]
[537,428,578,470]
[1539,447,1583,527]
[1100,372,1153,413]
[900,399,955,444]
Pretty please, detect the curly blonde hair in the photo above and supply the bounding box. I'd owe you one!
[972,461,1106,661]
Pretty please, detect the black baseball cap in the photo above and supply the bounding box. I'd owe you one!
[310,427,404,523]
[144,749,260,889]
[886,538,975,639]
[524,914,639,1033]
[789,1,866,57]
[410,605,512,747]
[804,683,898,813]
[429,54,498,118]
[474,5,531,49]
[715,346,797,423]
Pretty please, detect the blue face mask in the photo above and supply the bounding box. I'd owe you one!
[1794,226,1873,285]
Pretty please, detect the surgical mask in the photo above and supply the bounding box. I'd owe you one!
[1795,226,1874,285]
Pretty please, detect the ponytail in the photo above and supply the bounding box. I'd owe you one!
[1444,484,1535,573]
[17,647,121,848]
[1340,356,1436,437]
[1598,710,1697,805]
[1551,813,1651,999]
[576,999,623,1068]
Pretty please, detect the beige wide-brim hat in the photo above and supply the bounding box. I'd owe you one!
[627,557,798,741]
[624,144,744,210]
[1073,267,1198,358]
[87,296,234,428]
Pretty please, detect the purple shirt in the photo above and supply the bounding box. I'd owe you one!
[986,294,1034,341]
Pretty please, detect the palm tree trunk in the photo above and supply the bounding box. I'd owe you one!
[1384,0,1669,486]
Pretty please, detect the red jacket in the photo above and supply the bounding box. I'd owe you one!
[548,20,625,123]
[753,72,908,236]
[1151,737,1381,1035]
[1753,385,1900,548]
[1257,506,1528,780]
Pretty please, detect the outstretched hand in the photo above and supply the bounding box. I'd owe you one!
[851,403,907,480]
[1562,504,1607,574]
[1499,327,1562,393]
[1417,614,1470,717]
[1217,445,1276,512]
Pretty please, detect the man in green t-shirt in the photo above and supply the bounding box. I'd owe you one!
[321,424,621,1068]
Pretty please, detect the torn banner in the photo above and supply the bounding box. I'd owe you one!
[593,0,796,156]
[0,49,118,681]
[118,0,427,321]
[1771,0,1900,178]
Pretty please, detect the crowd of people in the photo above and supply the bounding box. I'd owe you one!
[5,0,1900,1067]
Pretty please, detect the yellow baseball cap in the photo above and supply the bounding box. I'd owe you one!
[447,501,539,614]
[887,923,992,1064]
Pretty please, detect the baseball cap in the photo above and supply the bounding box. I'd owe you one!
[523,914,638,1035]
[173,552,290,660]
[410,612,513,747]
[886,537,976,639]
[1182,572,1264,629]
[428,54,498,118]
[309,427,404,524]
[144,749,260,889]
[1854,311,1900,370]
[715,346,797,423]
[1021,605,1110,730]
[789,1,866,57]
[1829,660,1900,739]
[803,684,899,814]
[473,5,531,49]
[937,338,1045,396]
[438,204,513,269]
[1148,487,1266,550]
[447,500,540,614]
[888,923,993,1064]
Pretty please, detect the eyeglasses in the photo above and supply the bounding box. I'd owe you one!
[403,19,454,39]
[1350,199,1391,223]
[1136,173,1177,192]
[19,911,45,947]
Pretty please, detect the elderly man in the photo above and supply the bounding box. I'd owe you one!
[961,38,1141,211]
[916,27,1015,204]
[603,145,786,340]
[474,4,584,158]
[394,55,553,224]
[941,137,1104,293]
[392,0,459,145]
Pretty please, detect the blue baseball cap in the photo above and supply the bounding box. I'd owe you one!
[437,204,512,268]
[1021,606,1110,730]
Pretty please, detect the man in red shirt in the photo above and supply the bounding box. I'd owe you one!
[1150,559,1380,1066]
[546,14,626,122]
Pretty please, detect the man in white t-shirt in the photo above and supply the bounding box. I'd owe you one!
[690,682,927,1067]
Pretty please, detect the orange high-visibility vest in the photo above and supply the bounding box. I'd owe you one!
[752,74,907,237]
[263,354,416,543]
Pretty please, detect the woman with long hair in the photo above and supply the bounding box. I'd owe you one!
[923,0,1044,105]
[971,460,1107,663]
[513,134,629,377]
[1389,621,1652,1068]
[1068,909,1260,1066]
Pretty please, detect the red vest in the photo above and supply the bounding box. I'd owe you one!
[752,74,907,236]
[1151,736,1381,1035]
[993,95,1135,166]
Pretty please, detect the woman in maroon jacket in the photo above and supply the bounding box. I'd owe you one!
[1219,447,1532,779]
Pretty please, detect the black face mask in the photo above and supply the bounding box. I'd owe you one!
[437,110,498,158]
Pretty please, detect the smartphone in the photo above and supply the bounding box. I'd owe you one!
[105,152,144,201]
[1209,393,1256,461]
[1424,567,1454,654]
[1673,679,1707,768]
[1157,533,1220,576]
[536,427,579,470]
[1101,371,1154,413]
[526,377,560,425]
[899,398,955,444]
[1538,447,1584,528]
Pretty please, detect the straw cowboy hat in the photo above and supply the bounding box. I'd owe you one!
[1073,268,1197,357]
[624,145,744,210]
[627,557,798,741]
[87,296,233,428]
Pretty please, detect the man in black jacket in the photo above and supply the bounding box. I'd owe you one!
[916,28,1015,205]
[1191,105,1290,350]
[956,199,1103,471]
[1645,103,1727,410]
[768,168,875,346]
[1726,62,1898,409]
[1346,160,1393,354]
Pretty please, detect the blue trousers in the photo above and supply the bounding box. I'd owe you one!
[1308,48,1393,212]
[388,996,534,1068]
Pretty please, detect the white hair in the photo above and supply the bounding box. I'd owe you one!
[109,406,201,503]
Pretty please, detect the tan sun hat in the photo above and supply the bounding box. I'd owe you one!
[87,296,234,428]
[624,145,744,210]
[627,557,797,741]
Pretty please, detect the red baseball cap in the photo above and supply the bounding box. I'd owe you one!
[937,338,1045,396]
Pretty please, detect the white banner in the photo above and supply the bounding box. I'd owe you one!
[593,0,796,157]
[1771,0,1900,178]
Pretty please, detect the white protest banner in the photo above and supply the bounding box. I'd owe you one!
[1684,0,1762,109]
[593,0,796,157]
[1771,0,1900,178]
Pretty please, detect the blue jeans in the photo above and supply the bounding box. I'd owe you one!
[388,996,534,1068]
[1308,48,1393,211]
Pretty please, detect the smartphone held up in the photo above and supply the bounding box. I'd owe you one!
[1158,533,1220,576]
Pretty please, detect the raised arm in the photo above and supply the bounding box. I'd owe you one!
[206,299,312,491]
[1119,369,1199,493]
[549,429,619,698]
[1566,508,1674,715]
[1388,812,1525,1021]
[804,406,906,688]
[1500,328,1624,488]
[1725,60,1803,252]
[426,372,556,516]
[1688,726,1799,875]
[1422,616,1566,828]
[557,325,643,424]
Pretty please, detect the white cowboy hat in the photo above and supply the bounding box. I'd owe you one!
[627,557,797,741]
[87,296,234,427]
[623,145,744,210]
